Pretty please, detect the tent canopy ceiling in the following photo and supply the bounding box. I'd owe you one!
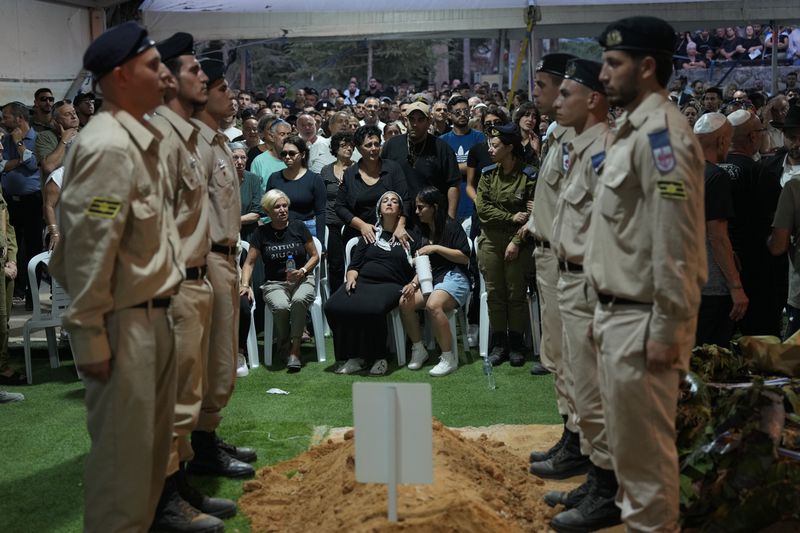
[137,0,800,41]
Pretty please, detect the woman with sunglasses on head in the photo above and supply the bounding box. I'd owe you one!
[335,125,410,245]
[264,134,326,240]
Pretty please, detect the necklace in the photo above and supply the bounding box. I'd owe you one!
[407,134,429,167]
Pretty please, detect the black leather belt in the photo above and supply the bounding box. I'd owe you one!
[597,293,649,306]
[185,265,207,280]
[533,238,551,249]
[211,243,236,256]
[558,259,583,273]
[132,297,171,309]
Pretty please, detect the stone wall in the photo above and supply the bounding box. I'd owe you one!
[676,64,798,92]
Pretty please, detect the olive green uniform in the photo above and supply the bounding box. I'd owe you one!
[551,122,612,470]
[476,162,535,336]
[527,123,579,433]
[50,109,184,532]
[585,92,706,532]
[151,106,213,477]
[0,191,17,373]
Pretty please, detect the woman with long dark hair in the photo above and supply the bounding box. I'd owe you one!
[398,186,471,376]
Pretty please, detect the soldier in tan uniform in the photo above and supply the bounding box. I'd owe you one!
[547,59,621,532]
[0,189,22,397]
[585,17,706,532]
[148,34,236,532]
[48,22,184,532]
[188,58,255,479]
[526,53,588,480]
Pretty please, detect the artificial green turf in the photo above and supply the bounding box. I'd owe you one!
[0,341,560,533]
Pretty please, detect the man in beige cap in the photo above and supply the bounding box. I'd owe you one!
[50,21,184,532]
[693,112,746,348]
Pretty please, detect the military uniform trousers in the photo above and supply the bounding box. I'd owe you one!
[592,302,690,533]
[83,306,176,533]
[168,278,214,475]
[534,245,578,432]
[556,270,612,470]
[0,271,13,370]
[476,228,534,335]
[197,250,240,432]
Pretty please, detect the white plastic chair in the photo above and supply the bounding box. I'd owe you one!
[262,236,326,366]
[344,237,406,366]
[476,236,543,360]
[23,251,75,384]
[239,241,260,369]
[320,226,331,336]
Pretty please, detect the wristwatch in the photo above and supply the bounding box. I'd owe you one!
[300,267,308,276]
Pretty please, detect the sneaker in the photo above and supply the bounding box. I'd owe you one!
[407,343,429,370]
[0,390,24,403]
[429,352,457,377]
[467,324,479,347]
[335,358,365,375]
[369,359,388,376]
[236,353,249,378]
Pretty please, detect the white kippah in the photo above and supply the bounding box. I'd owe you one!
[727,109,752,127]
[693,112,727,135]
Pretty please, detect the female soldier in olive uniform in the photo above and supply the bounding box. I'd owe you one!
[476,124,536,366]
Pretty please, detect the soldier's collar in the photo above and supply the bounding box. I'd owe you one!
[115,109,160,152]
[551,123,573,142]
[626,92,668,130]
[192,118,217,143]
[154,105,197,144]
[570,122,609,156]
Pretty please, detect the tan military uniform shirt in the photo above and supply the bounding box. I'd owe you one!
[552,122,610,264]
[50,109,184,366]
[151,106,210,268]
[193,119,240,246]
[0,191,17,264]
[528,124,575,241]
[584,92,707,344]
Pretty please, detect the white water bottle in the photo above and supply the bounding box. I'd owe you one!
[286,254,296,275]
[414,255,434,295]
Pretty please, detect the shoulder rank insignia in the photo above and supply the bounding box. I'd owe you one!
[522,165,538,180]
[649,129,675,174]
[561,143,570,172]
[481,163,498,174]
[656,180,687,200]
[590,151,606,174]
[86,197,122,218]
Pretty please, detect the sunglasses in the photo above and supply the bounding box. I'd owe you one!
[484,120,500,127]
[280,150,300,158]
[54,99,72,108]
[451,108,470,116]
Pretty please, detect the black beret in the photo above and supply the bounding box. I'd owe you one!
[598,17,675,56]
[487,123,522,145]
[315,100,333,111]
[199,58,225,85]
[565,59,606,95]
[536,53,577,78]
[83,21,155,79]
[73,92,95,105]
[156,32,194,62]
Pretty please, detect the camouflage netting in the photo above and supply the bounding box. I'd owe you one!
[678,343,800,532]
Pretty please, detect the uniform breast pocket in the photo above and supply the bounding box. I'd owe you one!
[598,166,633,223]
[210,162,235,209]
[129,195,160,256]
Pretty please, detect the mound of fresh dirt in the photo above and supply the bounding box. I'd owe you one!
[240,420,562,532]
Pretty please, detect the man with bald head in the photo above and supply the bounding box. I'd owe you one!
[309,110,360,172]
[719,109,785,336]
[693,113,747,347]
[296,112,319,146]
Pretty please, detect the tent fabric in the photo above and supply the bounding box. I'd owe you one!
[139,1,800,41]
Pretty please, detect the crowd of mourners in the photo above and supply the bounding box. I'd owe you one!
[1,15,800,533]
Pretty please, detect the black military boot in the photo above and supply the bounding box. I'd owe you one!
[544,462,597,508]
[176,465,237,519]
[529,428,590,479]
[188,430,255,479]
[487,331,508,366]
[507,330,527,367]
[549,466,622,532]
[151,473,224,532]
[215,434,257,463]
[529,357,550,375]
[529,415,568,463]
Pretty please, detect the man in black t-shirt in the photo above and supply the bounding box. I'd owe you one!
[381,101,460,218]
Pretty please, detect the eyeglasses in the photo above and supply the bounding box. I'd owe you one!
[451,108,470,116]
[280,150,299,158]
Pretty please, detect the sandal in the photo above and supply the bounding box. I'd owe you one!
[287,355,302,373]
[0,369,26,386]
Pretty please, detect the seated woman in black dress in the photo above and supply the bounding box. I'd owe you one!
[335,125,411,246]
[325,191,419,376]
[399,186,471,377]
[240,189,319,372]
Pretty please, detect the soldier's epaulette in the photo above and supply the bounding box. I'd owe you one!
[522,165,538,181]
[481,163,498,174]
